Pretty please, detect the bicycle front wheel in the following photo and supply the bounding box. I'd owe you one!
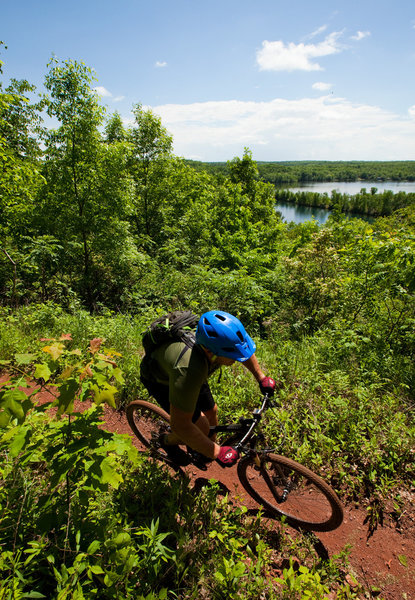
[237,453,343,532]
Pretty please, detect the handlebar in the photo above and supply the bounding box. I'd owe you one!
[234,393,271,450]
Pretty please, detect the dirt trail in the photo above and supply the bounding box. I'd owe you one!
[103,406,415,600]
[2,375,414,599]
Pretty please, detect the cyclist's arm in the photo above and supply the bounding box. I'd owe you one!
[169,404,220,459]
[241,353,266,382]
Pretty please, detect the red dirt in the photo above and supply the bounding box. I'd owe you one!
[2,376,415,599]
[103,404,415,600]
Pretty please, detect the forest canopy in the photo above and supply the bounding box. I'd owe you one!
[186,159,415,183]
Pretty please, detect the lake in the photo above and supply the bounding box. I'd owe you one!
[275,180,415,224]
[276,203,333,225]
[279,180,415,195]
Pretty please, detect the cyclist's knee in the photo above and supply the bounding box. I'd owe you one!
[194,413,210,436]
[203,404,218,426]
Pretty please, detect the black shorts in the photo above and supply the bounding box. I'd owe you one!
[140,377,215,423]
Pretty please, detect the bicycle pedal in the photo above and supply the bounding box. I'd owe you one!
[192,459,208,471]
[150,433,162,449]
[187,449,211,471]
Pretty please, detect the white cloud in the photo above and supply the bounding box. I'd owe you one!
[150,96,415,161]
[155,61,167,68]
[305,25,328,39]
[351,30,371,41]
[94,86,112,97]
[256,31,343,72]
[409,105,415,119]
[93,87,125,103]
[312,82,333,91]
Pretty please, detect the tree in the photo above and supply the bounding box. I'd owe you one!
[128,104,173,245]
[0,43,44,239]
[39,58,134,309]
[0,42,45,305]
[22,235,63,301]
[105,111,126,143]
[227,147,259,198]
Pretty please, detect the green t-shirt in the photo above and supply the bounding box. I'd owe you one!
[151,342,209,413]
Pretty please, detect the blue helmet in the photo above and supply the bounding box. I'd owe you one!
[196,311,256,362]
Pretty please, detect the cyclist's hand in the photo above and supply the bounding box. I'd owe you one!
[216,446,239,468]
[259,376,276,396]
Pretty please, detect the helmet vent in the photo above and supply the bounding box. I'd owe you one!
[216,314,226,321]
[236,331,244,342]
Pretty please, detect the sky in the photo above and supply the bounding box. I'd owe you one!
[2,0,415,162]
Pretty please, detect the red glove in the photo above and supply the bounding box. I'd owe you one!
[216,446,239,468]
[259,376,276,396]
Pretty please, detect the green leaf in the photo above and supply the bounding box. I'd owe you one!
[0,410,11,427]
[57,378,79,416]
[92,384,117,408]
[0,388,27,407]
[99,456,123,489]
[398,554,408,567]
[14,353,36,365]
[90,565,105,575]
[34,363,52,382]
[9,426,32,457]
[113,532,131,547]
[111,367,125,385]
[0,389,27,423]
[87,540,101,554]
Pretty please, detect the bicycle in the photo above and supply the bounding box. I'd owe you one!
[126,393,344,532]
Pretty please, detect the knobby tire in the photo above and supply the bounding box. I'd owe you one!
[126,399,170,448]
[237,453,343,532]
[126,399,185,475]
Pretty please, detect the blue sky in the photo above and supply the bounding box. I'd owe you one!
[2,0,415,161]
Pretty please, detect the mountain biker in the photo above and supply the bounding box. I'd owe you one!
[140,310,276,468]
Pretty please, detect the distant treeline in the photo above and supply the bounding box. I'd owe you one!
[275,188,415,217]
[186,160,415,184]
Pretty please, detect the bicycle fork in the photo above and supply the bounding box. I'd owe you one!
[255,454,292,504]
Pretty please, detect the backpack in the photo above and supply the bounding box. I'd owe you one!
[142,310,199,356]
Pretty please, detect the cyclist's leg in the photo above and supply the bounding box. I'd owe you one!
[197,383,218,441]
[204,405,218,426]
[192,412,210,436]
[142,378,216,447]
[140,378,191,464]
[165,383,217,451]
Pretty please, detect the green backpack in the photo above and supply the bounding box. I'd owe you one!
[142,310,199,355]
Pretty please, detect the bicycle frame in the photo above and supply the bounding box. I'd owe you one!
[209,393,295,501]
[209,393,276,456]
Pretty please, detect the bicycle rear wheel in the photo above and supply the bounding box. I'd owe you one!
[237,453,343,532]
[126,399,172,460]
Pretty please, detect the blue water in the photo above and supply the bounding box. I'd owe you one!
[276,203,332,225]
[275,180,413,224]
